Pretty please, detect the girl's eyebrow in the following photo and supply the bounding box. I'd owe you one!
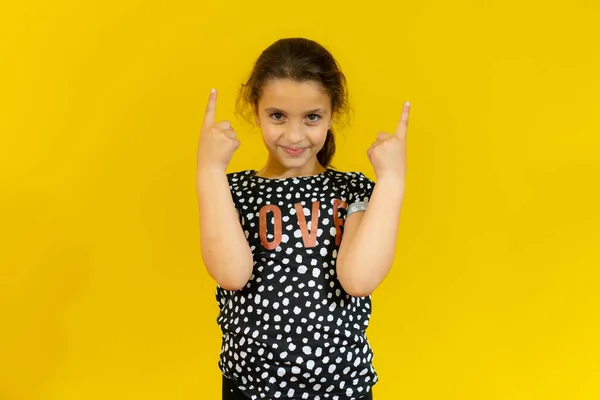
[264,107,328,115]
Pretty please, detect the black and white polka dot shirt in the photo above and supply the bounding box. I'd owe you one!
[217,168,378,400]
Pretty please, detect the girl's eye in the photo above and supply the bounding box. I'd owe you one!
[307,114,321,122]
[270,113,284,121]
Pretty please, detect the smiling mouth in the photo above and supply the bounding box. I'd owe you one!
[282,146,306,156]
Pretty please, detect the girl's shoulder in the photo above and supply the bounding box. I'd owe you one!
[225,170,254,188]
[328,169,375,189]
[226,170,254,179]
[329,169,373,180]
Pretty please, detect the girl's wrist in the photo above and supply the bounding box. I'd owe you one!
[196,166,228,192]
[374,171,404,186]
[197,164,227,177]
[373,174,405,201]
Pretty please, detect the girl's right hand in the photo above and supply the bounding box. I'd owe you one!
[197,89,240,172]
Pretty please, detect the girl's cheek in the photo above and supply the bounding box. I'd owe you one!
[264,130,281,146]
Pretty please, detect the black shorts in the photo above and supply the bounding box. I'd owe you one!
[222,374,373,400]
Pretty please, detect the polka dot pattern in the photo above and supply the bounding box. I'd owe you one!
[217,169,377,399]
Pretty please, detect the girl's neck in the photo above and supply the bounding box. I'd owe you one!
[255,157,326,179]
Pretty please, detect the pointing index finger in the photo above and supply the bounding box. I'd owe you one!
[203,88,217,127]
[395,101,411,137]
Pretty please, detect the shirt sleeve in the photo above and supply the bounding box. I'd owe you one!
[347,172,375,216]
[226,172,243,223]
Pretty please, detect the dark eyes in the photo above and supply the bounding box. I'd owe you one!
[269,113,322,123]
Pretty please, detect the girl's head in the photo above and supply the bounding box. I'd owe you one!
[237,38,349,170]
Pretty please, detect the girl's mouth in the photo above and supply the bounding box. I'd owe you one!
[282,147,306,156]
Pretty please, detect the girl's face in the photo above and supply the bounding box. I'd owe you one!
[255,79,332,173]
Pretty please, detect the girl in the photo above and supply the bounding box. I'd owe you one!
[197,38,409,400]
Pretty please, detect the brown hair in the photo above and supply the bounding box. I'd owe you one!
[236,38,349,167]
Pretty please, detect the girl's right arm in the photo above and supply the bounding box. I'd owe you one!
[197,168,253,291]
[196,89,253,291]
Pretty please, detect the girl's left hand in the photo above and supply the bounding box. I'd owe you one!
[367,101,410,183]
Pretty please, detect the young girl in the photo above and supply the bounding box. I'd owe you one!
[197,38,409,400]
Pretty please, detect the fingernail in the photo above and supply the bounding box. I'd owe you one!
[405,101,411,107]
[211,88,216,94]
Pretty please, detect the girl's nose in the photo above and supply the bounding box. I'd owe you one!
[284,121,305,143]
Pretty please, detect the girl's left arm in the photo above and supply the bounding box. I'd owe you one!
[336,175,404,297]
[337,101,411,297]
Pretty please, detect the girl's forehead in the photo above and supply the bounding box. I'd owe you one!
[259,79,331,110]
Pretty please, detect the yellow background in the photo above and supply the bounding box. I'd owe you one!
[1,0,599,399]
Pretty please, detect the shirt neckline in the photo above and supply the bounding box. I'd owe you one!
[250,168,333,182]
